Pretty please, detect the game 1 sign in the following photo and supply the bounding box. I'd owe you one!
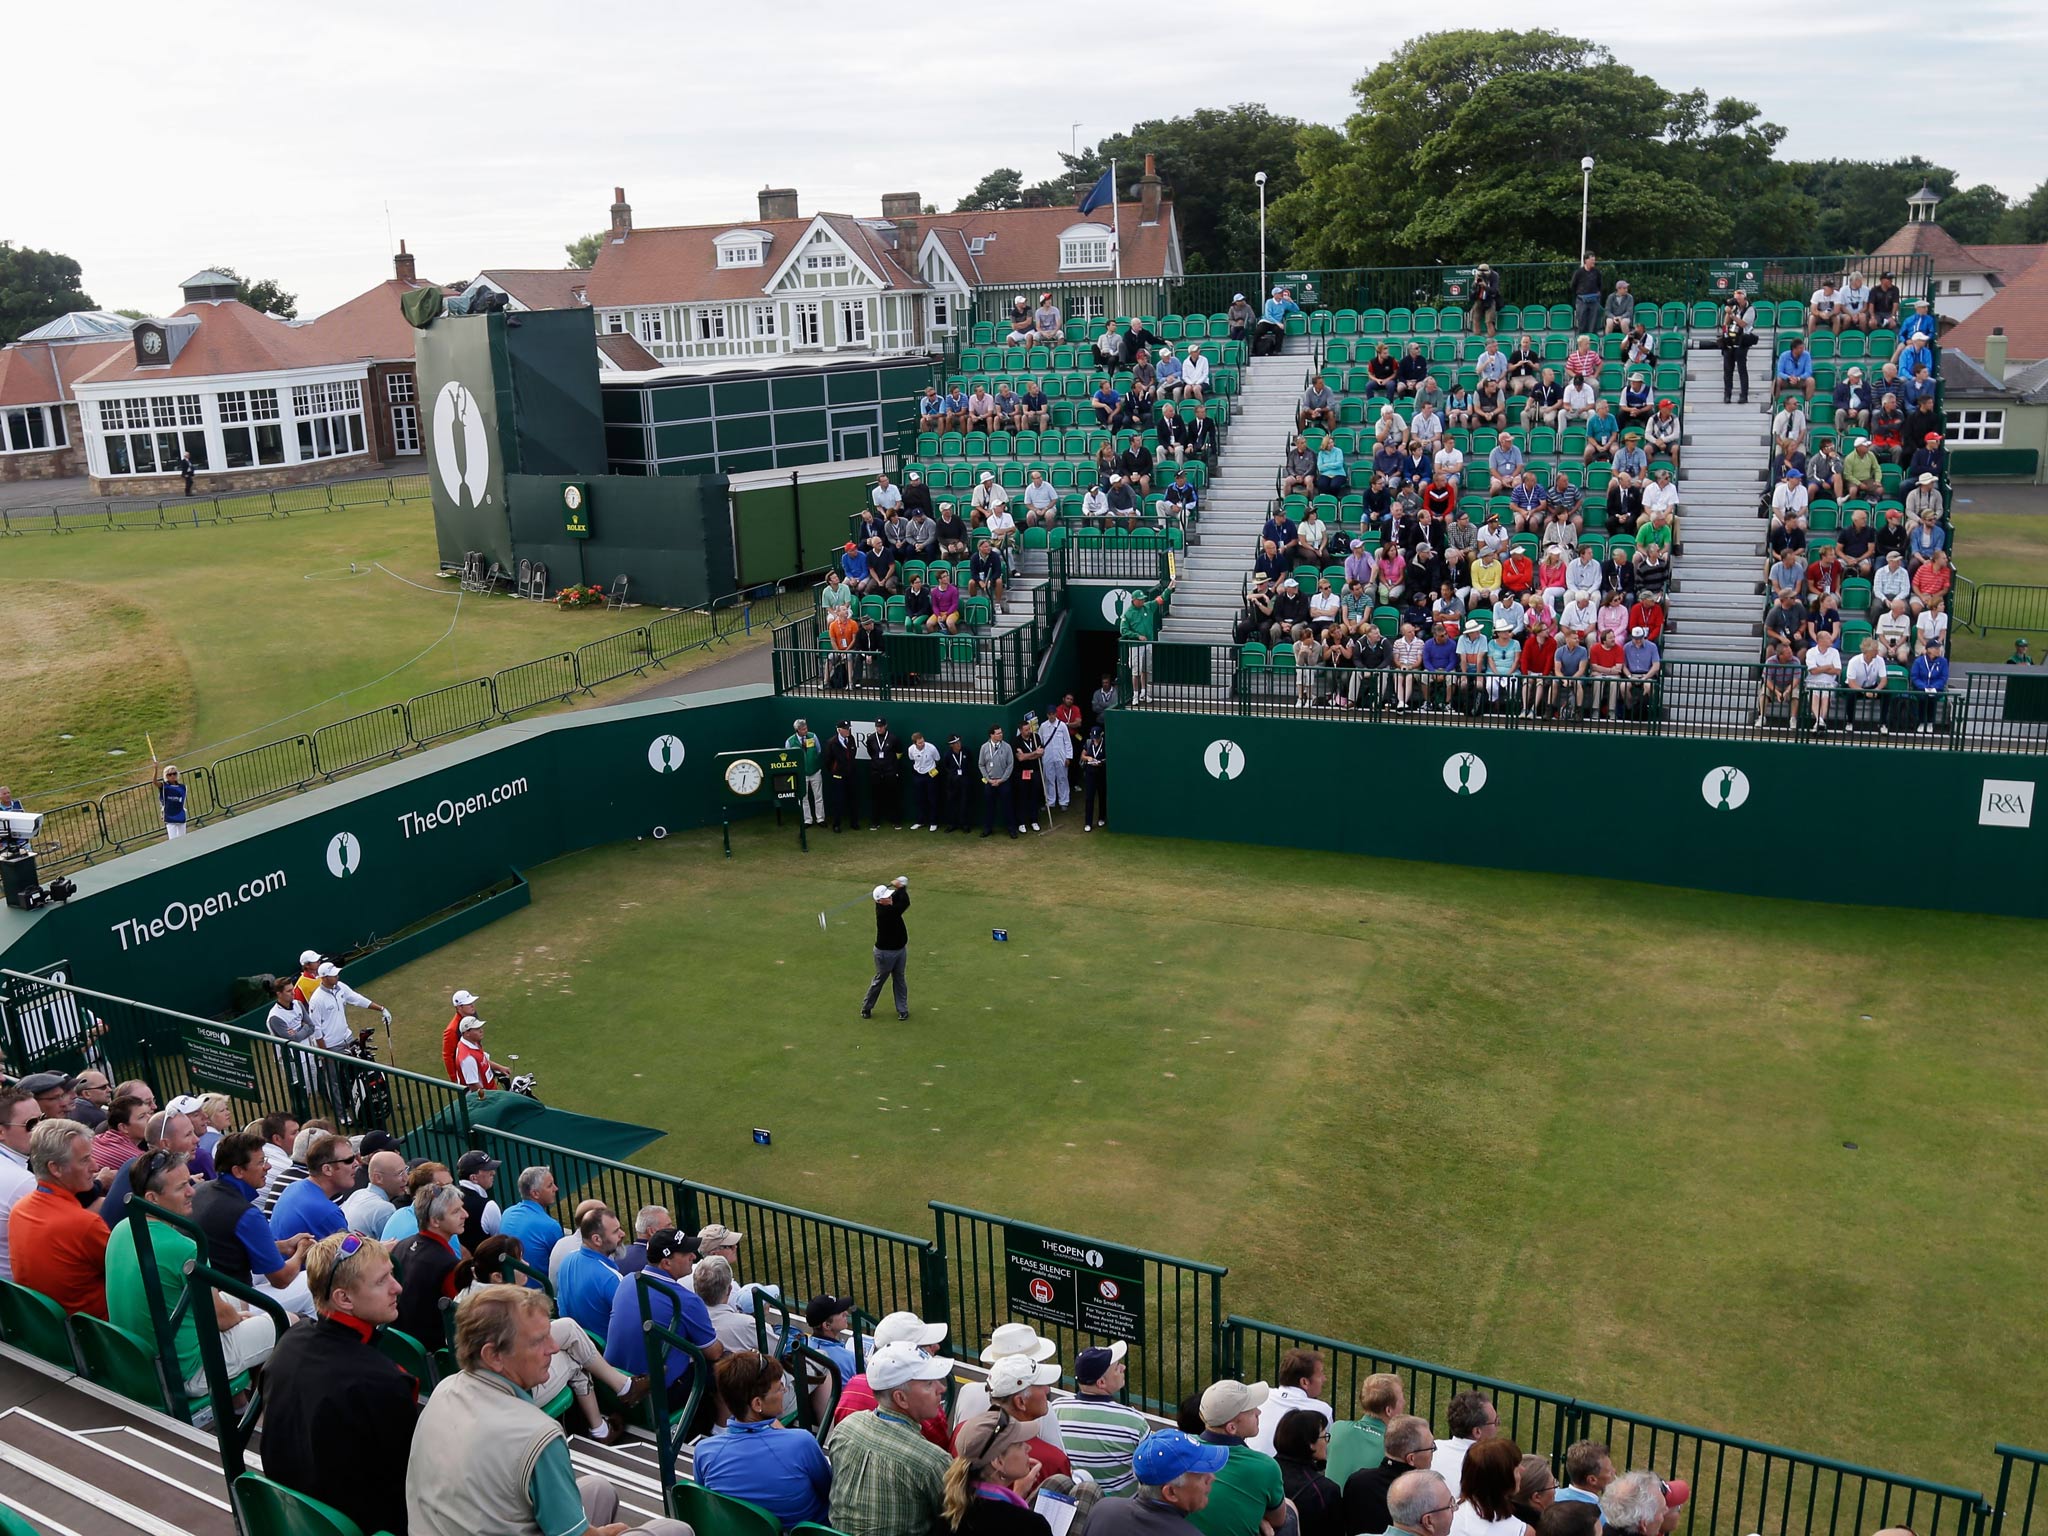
[1003,1221,1146,1342]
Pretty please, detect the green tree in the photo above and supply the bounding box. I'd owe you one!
[1275,31,1789,268]
[1087,106,1309,273]
[2001,180,2048,244]
[210,265,298,319]
[1936,184,2012,245]
[1784,159,1986,252]
[956,169,1039,211]
[0,241,95,344]
[566,232,603,269]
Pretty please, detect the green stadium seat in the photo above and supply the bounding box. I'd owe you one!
[1548,304,1574,331]
[73,1313,178,1414]
[1360,310,1386,335]
[1807,334,1835,360]
[884,596,908,624]
[1809,501,1839,532]
[1333,309,1360,335]
[1387,308,1413,335]
[989,432,1013,458]
[1413,308,1438,334]
[232,1473,375,1536]
[1838,332,1867,360]
[972,323,995,345]
[373,1324,439,1395]
[1692,301,1720,328]
[1840,618,1873,651]
[1843,577,1873,611]
[0,1280,78,1370]
[1372,606,1400,638]
[1660,302,1688,329]
[962,597,993,627]
[1309,310,1332,336]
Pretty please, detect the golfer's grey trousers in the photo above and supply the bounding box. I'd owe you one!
[862,947,908,1017]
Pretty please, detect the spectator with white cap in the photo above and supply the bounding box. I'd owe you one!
[1250,1349,1333,1454]
[1181,341,1211,401]
[827,1339,958,1536]
[1189,1378,1287,1536]
[441,985,481,1080]
[1092,1429,1231,1536]
[953,1321,1061,1426]
[1054,1340,1152,1495]
[985,1351,1073,1479]
[833,1309,955,1449]
[1228,292,1257,341]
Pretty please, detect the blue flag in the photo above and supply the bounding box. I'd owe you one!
[1077,168,1114,216]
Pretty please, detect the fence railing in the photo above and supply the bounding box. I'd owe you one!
[17,584,815,878]
[0,472,430,534]
[1965,584,2048,638]
[7,962,2038,1526]
[967,255,1938,329]
[1119,644,2048,753]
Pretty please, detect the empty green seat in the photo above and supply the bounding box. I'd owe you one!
[668,1480,784,1536]
[0,1279,77,1371]
[232,1473,377,1536]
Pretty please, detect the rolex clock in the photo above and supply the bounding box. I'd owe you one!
[724,757,765,797]
[562,481,591,539]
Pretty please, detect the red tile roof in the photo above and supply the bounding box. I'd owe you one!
[478,269,591,310]
[585,201,1176,308]
[596,333,663,370]
[301,277,434,363]
[1962,243,2048,286]
[0,343,62,407]
[1943,254,2048,364]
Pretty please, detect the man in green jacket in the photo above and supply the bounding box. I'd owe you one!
[1326,1372,1407,1487]
[1118,577,1175,703]
[787,718,824,825]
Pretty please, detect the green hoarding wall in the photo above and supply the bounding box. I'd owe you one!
[732,469,879,587]
[1103,711,2047,918]
[507,472,735,609]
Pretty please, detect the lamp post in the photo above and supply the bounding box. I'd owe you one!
[1255,170,1269,302]
[1579,156,1595,261]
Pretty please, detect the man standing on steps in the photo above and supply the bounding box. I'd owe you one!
[1569,253,1604,336]
[787,718,825,827]
[1719,289,1757,404]
[860,877,911,1021]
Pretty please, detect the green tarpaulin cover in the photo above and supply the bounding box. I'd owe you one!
[406,1091,665,1171]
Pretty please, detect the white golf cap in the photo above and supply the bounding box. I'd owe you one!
[316,962,340,978]
[164,1094,205,1117]
[300,950,322,965]
[868,1341,954,1391]
[980,471,995,482]
[979,1322,1059,1364]
[872,1311,948,1349]
[872,885,893,903]
[1200,1379,1271,1425]
[459,1016,486,1033]
[987,1353,1062,1397]
[452,989,480,1007]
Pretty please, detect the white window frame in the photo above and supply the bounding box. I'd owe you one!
[750,303,778,339]
[718,243,763,267]
[804,251,850,272]
[291,378,367,462]
[1950,407,2005,445]
[386,373,416,404]
[604,311,626,334]
[2,404,67,453]
[637,309,665,344]
[931,293,951,330]
[215,387,286,470]
[695,307,728,342]
[838,299,868,346]
[794,302,822,347]
[1072,293,1109,322]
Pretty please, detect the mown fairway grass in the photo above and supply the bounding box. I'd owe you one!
[0,501,750,798]
[1951,507,2048,662]
[369,819,2048,1491]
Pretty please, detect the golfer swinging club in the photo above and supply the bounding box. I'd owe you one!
[859,876,911,1021]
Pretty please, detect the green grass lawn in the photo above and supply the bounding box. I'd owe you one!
[368,821,2048,1490]
[1951,507,2048,662]
[0,502,756,799]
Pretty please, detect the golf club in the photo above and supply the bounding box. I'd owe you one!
[817,893,874,931]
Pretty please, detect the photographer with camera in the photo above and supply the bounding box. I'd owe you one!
[1717,290,1758,405]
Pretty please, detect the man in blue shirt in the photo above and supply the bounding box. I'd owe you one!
[1623,626,1662,719]
[498,1166,563,1287]
[943,386,969,431]
[604,1227,720,1392]
[1896,338,1934,379]
[1910,641,1950,732]
[269,1133,355,1245]
[802,1293,860,1384]
[1898,299,1937,347]
[1092,380,1126,431]
[1776,338,1815,401]
[155,763,189,839]
[1255,286,1301,355]
[839,541,869,587]
[558,1205,629,1335]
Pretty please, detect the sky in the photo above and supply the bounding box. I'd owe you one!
[11,1,2047,317]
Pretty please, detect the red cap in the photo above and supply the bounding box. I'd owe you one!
[1925,432,1942,442]
[1662,1481,1691,1510]
[1657,398,1673,407]
[844,541,858,552]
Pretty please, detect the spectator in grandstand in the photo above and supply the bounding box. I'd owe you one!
[1618,371,1655,431]
[62,1070,112,1132]
[553,1203,627,1333]
[1622,624,1661,710]
[1190,1378,1285,1536]
[942,1409,1055,1536]
[1271,437,1317,502]
[1362,343,1399,400]
[604,1225,721,1400]
[1395,341,1430,398]
[1119,433,1157,496]
[495,1165,562,1282]
[409,1284,687,1536]
[10,1118,109,1315]
[1553,1442,1614,1510]
[1568,253,1605,334]
[1248,1350,1333,1454]
[1581,400,1620,465]
[1520,367,1564,429]
[1119,317,1164,369]
[392,1182,467,1348]
[1917,595,1951,657]
[1447,1438,1531,1536]
[1478,432,1520,495]
[1873,548,1913,612]
[1776,337,1815,401]
[0,1087,36,1282]
[1909,431,1948,485]
[827,1338,956,1536]
[1342,1415,1436,1534]
[1165,466,1201,524]
[382,1159,455,1249]
[970,538,1008,607]
[1324,1374,1405,1489]
[1046,1342,1147,1495]
[1913,549,1954,614]
[1315,437,1351,498]
[1299,374,1338,433]
[1868,394,1907,463]
[904,505,940,562]
[1910,640,1951,731]
[698,1350,835,1527]
[1157,345,1187,404]
[1257,288,1302,355]
[1803,627,1844,728]
[1597,1473,1673,1536]
[1642,398,1680,467]
[1228,293,1256,340]
[1806,278,1843,333]
[1771,396,1809,465]
[1598,278,1633,335]
[270,1131,358,1244]
[261,1232,419,1536]
[936,501,972,561]
[339,1147,408,1238]
[1896,324,1936,379]
[91,1092,149,1173]
[1845,636,1890,727]
[189,1130,314,1320]
[451,1147,504,1252]
[1502,335,1540,396]
[1560,370,1597,427]
[1833,367,1874,433]
[1444,380,1473,432]
[1562,334,1600,388]
[1128,352,1160,424]
[1095,320,1125,372]
[1181,343,1212,402]
[1156,402,1190,467]
[1274,1411,1343,1536]
[1432,1391,1500,1498]
[695,1252,769,1355]
[1875,595,1914,662]
[1836,506,1877,578]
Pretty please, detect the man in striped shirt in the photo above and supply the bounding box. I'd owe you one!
[1053,1342,1151,1496]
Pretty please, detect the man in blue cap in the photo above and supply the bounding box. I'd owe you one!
[1089,1430,1229,1536]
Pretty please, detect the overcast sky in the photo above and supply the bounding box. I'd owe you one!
[12,1,2046,316]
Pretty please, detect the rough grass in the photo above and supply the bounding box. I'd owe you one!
[0,502,756,799]
[1951,508,2048,662]
[369,822,2048,1491]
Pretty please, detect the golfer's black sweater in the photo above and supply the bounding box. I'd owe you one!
[874,889,909,948]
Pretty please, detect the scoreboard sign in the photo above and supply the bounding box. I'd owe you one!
[1003,1221,1146,1342]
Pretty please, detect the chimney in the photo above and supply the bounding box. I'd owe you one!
[759,186,800,222]
[393,239,416,284]
[881,192,922,219]
[1137,153,1163,227]
[1984,326,2009,381]
[609,186,632,239]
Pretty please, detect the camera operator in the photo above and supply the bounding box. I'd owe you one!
[1717,290,1758,405]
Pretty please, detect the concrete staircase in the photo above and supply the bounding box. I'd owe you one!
[1665,343,1769,663]
[1160,338,1312,642]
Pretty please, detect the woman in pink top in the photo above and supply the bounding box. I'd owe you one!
[928,571,963,632]
[1374,546,1407,604]
[1536,546,1570,601]
[1597,592,1629,639]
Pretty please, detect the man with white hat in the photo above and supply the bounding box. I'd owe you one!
[452,1015,500,1094]
[952,1321,1065,1432]
[293,948,326,1007]
[1193,1378,1287,1536]
[826,1339,956,1536]
[306,962,387,1114]
[831,1310,953,1445]
[1256,287,1301,356]
[860,876,911,1022]
[441,986,481,1082]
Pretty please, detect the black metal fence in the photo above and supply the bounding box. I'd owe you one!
[20,586,815,878]
[1120,644,2048,753]
[1966,584,2048,638]
[0,472,431,534]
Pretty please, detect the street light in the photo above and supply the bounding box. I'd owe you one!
[1255,170,1269,301]
[1580,156,1595,261]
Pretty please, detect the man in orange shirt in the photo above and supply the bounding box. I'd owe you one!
[9,1119,111,1317]
[441,987,480,1082]
[293,948,324,1008]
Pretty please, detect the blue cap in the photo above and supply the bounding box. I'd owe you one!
[1133,1430,1229,1484]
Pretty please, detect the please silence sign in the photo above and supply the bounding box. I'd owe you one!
[1003,1221,1146,1343]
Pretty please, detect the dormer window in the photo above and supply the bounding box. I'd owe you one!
[715,230,771,268]
[1059,223,1113,270]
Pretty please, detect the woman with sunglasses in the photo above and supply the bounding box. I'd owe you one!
[943,1410,1052,1536]
[1275,1407,1345,1536]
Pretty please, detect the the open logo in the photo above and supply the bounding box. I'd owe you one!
[432,381,491,507]
[325,832,361,879]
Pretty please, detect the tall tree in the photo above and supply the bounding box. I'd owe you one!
[2001,180,2048,244]
[566,232,603,269]
[955,169,1036,211]
[1088,106,1310,273]
[1276,32,1788,268]
[1782,159,1988,253]
[0,242,95,344]
[210,265,298,319]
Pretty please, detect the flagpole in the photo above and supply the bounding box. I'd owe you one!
[1110,158,1122,313]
